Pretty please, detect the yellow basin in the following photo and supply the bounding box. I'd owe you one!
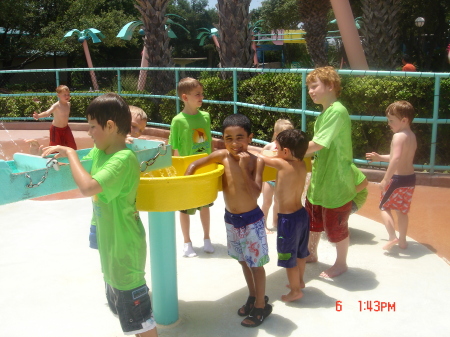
[136,153,224,212]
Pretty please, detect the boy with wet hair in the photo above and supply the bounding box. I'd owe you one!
[41,93,158,337]
[129,105,148,138]
[304,66,356,278]
[185,113,272,327]
[169,77,214,257]
[258,129,310,302]
[33,85,77,150]
[366,100,417,250]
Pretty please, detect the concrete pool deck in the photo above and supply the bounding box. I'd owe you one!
[1,192,449,337]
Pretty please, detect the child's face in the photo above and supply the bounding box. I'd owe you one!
[308,78,333,106]
[183,86,204,108]
[88,117,110,151]
[387,114,407,133]
[223,126,252,157]
[58,90,71,103]
[130,116,146,138]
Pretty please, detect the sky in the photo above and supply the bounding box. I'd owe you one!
[207,0,263,11]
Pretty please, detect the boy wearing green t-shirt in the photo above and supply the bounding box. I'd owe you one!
[41,93,158,337]
[351,164,369,214]
[304,66,356,279]
[168,78,214,258]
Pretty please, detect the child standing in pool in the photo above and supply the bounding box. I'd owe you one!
[261,119,294,232]
[32,85,77,150]
[366,100,417,250]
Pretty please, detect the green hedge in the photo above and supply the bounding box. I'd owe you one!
[1,74,449,167]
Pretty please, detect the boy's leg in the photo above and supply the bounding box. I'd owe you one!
[321,236,349,278]
[136,327,158,337]
[261,182,274,232]
[180,212,196,257]
[200,207,214,253]
[272,197,279,230]
[241,266,269,326]
[396,211,409,249]
[282,258,305,302]
[306,231,321,263]
[381,209,399,250]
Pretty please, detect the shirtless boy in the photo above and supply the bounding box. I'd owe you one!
[33,85,77,150]
[258,129,309,302]
[366,100,417,250]
[185,113,272,327]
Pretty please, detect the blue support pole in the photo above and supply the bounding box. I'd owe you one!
[175,70,180,114]
[233,69,238,114]
[429,76,441,174]
[147,211,178,325]
[301,71,307,132]
[117,70,122,94]
[56,70,60,87]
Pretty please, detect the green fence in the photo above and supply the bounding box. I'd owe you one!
[1,66,450,174]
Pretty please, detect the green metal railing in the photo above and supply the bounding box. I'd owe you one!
[1,66,449,173]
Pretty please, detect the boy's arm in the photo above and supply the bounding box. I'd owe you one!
[239,153,264,199]
[256,152,285,171]
[305,140,324,157]
[41,146,102,196]
[185,151,223,175]
[366,152,390,162]
[33,103,56,119]
[355,178,369,193]
[379,134,404,189]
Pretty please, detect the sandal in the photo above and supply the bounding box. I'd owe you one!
[237,295,269,317]
[241,303,273,328]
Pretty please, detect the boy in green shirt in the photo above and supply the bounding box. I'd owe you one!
[304,66,356,279]
[41,93,157,337]
[168,78,214,257]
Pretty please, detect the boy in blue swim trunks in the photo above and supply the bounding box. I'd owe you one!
[258,129,310,302]
[185,114,272,328]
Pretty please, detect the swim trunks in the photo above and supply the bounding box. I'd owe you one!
[50,124,77,150]
[225,207,270,268]
[277,208,310,268]
[305,198,352,243]
[180,202,214,215]
[379,174,416,214]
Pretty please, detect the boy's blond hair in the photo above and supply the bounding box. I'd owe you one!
[273,119,294,141]
[56,85,69,94]
[177,77,203,99]
[306,66,342,97]
[129,105,148,120]
[385,100,415,125]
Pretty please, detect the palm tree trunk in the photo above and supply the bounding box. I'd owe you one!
[82,40,99,90]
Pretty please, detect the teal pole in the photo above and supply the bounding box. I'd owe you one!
[117,70,122,94]
[301,71,307,132]
[233,69,238,114]
[429,76,441,174]
[147,211,178,325]
[175,70,180,113]
[56,70,60,87]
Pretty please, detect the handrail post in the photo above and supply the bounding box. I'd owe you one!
[233,69,238,114]
[55,70,60,87]
[430,76,441,174]
[175,70,180,114]
[117,70,121,94]
[301,71,307,132]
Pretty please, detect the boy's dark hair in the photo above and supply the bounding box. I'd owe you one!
[222,113,252,135]
[385,100,415,125]
[276,129,309,160]
[85,93,131,136]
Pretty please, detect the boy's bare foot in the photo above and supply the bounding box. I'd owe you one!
[399,241,408,249]
[382,238,399,250]
[286,281,305,289]
[281,290,303,302]
[306,254,318,263]
[320,264,348,278]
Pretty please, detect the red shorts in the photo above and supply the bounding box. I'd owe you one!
[305,198,352,243]
[379,174,415,214]
[50,125,77,150]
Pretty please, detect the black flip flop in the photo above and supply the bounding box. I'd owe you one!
[241,303,273,328]
[237,295,269,317]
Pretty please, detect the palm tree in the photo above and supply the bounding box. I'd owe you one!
[61,28,105,90]
[135,0,174,95]
[216,0,254,72]
[298,0,331,67]
[117,15,189,91]
[360,0,401,70]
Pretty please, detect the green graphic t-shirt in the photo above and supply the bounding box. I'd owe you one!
[85,147,146,291]
[307,101,356,208]
[168,110,212,156]
[352,163,368,210]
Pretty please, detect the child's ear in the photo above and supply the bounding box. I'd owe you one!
[106,120,116,132]
[181,93,188,102]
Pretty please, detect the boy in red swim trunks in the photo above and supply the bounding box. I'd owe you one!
[304,66,356,279]
[366,101,417,250]
[33,85,77,150]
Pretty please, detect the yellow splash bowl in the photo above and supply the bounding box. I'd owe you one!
[136,153,224,212]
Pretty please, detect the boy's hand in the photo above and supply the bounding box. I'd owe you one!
[32,112,39,120]
[366,152,380,162]
[41,145,72,159]
[238,152,250,169]
[25,139,43,156]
